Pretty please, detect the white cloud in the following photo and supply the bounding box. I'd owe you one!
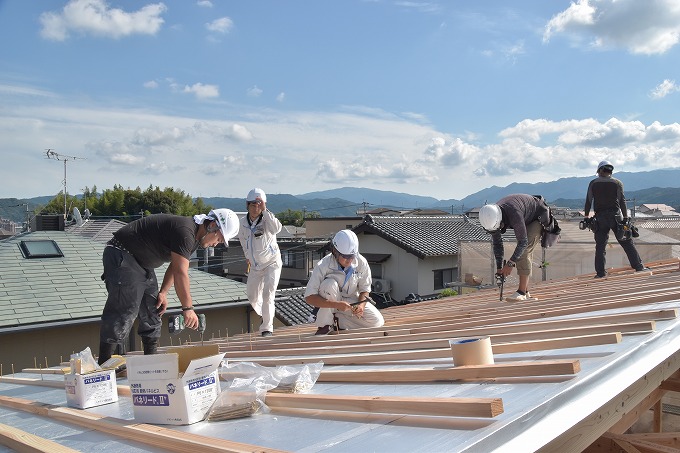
[544,0,680,55]
[205,17,233,34]
[394,2,442,14]
[143,80,159,89]
[276,92,286,103]
[4,81,680,199]
[225,124,253,142]
[650,79,680,99]
[197,1,213,7]
[40,0,167,41]
[247,86,263,97]
[183,83,219,99]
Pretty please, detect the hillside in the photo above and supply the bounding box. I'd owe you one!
[3,168,680,224]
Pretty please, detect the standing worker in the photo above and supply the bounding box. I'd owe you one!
[305,229,384,335]
[238,188,282,337]
[479,194,557,302]
[98,208,240,365]
[584,160,650,278]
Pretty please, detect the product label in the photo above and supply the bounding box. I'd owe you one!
[187,375,215,391]
[133,394,170,407]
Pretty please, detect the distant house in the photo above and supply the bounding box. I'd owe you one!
[362,207,402,216]
[637,204,680,217]
[353,214,490,300]
[0,215,257,371]
[400,208,451,216]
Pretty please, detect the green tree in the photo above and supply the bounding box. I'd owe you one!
[39,185,213,221]
[276,209,319,226]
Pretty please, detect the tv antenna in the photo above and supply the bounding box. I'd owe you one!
[45,149,86,219]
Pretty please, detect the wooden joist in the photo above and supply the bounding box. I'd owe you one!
[317,359,581,383]
[0,395,286,453]
[227,333,621,367]
[0,375,503,420]
[0,422,79,453]
[265,393,504,418]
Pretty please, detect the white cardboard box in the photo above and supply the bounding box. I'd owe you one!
[64,369,118,409]
[126,344,225,425]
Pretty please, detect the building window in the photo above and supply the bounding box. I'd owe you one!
[19,240,64,259]
[433,268,455,290]
[282,249,304,269]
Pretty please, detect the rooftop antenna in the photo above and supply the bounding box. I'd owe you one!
[45,149,85,220]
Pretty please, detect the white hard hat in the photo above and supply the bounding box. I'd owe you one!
[246,188,267,202]
[208,209,240,241]
[597,160,614,173]
[479,204,503,232]
[332,229,359,256]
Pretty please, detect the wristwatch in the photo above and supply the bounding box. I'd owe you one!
[506,260,516,268]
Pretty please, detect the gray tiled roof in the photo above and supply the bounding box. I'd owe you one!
[64,218,128,242]
[354,215,491,258]
[274,287,313,325]
[0,230,248,331]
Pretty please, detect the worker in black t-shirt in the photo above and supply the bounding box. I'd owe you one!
[98,209,239,365]
[584,161,649,278]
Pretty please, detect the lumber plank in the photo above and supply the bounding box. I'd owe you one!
[0,422,79,453]
[265,393,504,418]
[317,359,581,382]
[229,333,621,367]
[0,395,286,453]
[220,323,644,359]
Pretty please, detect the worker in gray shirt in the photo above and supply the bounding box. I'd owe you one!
[584,160,649,278]
[480,194,554,302]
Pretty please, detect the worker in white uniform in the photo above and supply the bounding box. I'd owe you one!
[305,229,385,335]
[238,188,282,337]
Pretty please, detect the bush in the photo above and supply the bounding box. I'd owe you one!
[438,288,458,298]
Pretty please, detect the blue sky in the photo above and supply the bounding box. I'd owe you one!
[1,0,679,201]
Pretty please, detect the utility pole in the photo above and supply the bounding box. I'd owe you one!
[45,149,85,219]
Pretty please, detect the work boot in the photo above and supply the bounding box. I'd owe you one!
[98,342,118,366]
[142,338,159,355]
[505,291,528,302]
[261,331,273,337]
[314,325,335,335]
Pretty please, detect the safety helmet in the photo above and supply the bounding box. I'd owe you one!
[479,204,503,232]
[332,229,359,256]
[246,188,267,202]
[597,160,614,173]
[208,208,240,241]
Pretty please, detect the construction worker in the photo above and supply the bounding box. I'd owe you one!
[584,160,650,278]
[98,208,239,365]
[479,194,555,302]
[237,188,282,337]
[305,229,385,335]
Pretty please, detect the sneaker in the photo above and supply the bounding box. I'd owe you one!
[315,325,335,335]
[261,331,273,337]
[505,291,528,302]
[594,274,607,279]
[636,267,651,272]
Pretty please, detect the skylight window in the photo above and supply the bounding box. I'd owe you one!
[19,240,64,259]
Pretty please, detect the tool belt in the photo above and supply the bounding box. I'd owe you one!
[107,237,132,256]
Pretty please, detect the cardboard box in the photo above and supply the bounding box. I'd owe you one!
[64,369,118,409]
[126,344,225,425]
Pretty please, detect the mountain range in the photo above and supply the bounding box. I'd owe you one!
[3,169,680,223]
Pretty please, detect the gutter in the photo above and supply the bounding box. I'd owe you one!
[0,298,252,335]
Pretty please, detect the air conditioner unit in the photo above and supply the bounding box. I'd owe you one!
[372,278,391,293]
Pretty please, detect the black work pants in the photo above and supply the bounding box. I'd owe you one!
[99,247,162,349]
[594,214,643,276]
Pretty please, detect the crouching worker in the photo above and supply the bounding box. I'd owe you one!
[98,208,240,365]
[305,229,385,335]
